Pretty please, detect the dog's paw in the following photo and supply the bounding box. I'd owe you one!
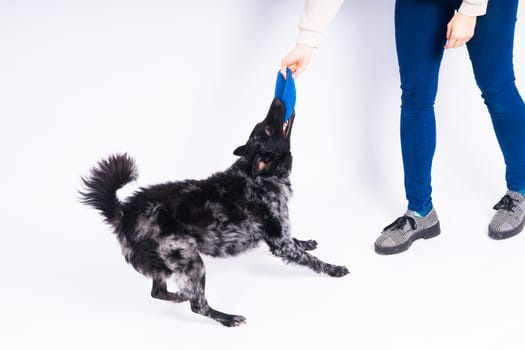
[220,315,247,327]
[326,265,350,278]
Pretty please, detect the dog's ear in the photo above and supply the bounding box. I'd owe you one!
[233,145,246,157]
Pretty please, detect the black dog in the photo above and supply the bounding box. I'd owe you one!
[80,99,349,327]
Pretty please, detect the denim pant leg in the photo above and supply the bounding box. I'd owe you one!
[395,0,455,212]
[467,0,525,192]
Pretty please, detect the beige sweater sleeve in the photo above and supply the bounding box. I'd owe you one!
[297,0,344,48]
[458,0,489,16]
[296,0,488,48]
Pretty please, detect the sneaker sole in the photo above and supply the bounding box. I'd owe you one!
[488,219,525,240]
[374,221,441,255]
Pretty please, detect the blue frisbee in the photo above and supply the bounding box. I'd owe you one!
[274,67,296,123]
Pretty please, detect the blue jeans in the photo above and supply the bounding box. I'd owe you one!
[395,0,525,213]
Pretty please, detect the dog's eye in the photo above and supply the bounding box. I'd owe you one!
[264,126,272,136]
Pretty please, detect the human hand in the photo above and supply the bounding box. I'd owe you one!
[445,12,477,49]
[280,44,315,79]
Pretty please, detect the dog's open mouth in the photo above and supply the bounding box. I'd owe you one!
[282,114,295,138]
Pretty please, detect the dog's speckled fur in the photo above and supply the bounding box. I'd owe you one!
[80,99,349,327]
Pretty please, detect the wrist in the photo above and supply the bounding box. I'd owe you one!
[456,11,476,19]
[297,29,322,48]
[295,43,315,53]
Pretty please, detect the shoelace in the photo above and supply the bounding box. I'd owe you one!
[383,215,417,232]
[493,195,518,211]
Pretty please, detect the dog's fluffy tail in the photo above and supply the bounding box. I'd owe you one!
[79,153,138,225]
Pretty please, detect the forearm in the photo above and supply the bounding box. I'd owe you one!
[298,0,344,48]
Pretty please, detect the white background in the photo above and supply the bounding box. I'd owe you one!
[1,1,525,349]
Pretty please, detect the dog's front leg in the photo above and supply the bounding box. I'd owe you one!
[257,205,348,277]
[293,238,318,251]
[265,236,349,278]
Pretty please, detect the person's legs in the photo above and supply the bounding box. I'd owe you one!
[375,0,454,254]
[466,0,525,239]
[467,0,525,193]
[396,0,455,214]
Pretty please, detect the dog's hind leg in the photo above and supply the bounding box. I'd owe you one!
[178,254,246,327]
[265,237,349,278]
[158,236,246,326]
[151,277,188,303]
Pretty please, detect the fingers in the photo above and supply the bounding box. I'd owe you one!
[281,55,300,79]
[292,67,303,79]
[279,64,287,78]
[445,35,472,49]
[280,58,295,78]
[280,63,297,79]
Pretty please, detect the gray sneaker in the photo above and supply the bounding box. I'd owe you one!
[488,191,525,240]
[375,208,441,255]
